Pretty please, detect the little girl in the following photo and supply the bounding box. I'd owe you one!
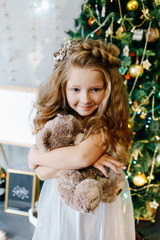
[28,39,135,240]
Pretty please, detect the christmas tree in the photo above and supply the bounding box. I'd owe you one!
[66,0,160,222]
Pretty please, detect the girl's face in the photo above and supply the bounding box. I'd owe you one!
[66,67,105,116]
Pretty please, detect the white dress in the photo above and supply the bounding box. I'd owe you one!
[32,173,135,240]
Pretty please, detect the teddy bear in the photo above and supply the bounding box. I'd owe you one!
[36,113,125,213]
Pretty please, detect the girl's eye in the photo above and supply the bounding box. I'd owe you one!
[72,88,80,92]
[92,88,100,92]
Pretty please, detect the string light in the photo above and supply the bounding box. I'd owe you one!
[147,146,160,192]
[152,96,160,121]
[84,1,149,42]
[130,86,155,122]
[34,0,50,14]
[127,149,143,172]
[131,184,159,197]
[129,21,152,97]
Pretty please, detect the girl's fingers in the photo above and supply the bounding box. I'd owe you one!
[106,159,126,169]
[93,153,126,176]
[94,165,108,178]
[104,157,122,166]
[104,161,121,174]
[102,155,126,169]
[94,160,121,174]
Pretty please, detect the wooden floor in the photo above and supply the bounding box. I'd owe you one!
[0,200,160,240]
[0,201,34,240]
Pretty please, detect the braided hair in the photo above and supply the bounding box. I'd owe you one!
[34,39,132,163]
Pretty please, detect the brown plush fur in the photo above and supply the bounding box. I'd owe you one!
[36,114,82,151]
[36,114,125,213]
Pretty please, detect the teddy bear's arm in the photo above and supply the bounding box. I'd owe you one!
[29,134,105,170]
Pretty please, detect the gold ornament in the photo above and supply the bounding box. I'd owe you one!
[133,100,139,108]
[145,99,149,105]
[127,0,139,11]
[129,64,144,78]
[140,202,157,220]
[145,28,159,42]
[140,8,149,19]
[128,122,133,129]
[140,113,146,119]
[132,172,147,187]
[154,0,160,6]
[116,26,124,39]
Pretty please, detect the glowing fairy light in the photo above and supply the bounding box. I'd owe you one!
[34,1,50,14]
[41,1,50,11]
[123,192,128,199]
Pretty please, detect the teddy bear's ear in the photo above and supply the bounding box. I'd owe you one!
[42,129,53,151]
[36,128,53,152]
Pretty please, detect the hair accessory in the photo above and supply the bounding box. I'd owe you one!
[54,40,73,66]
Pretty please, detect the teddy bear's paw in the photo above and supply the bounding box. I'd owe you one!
[115,174,125,196]
[55,184,77,209]
[74,179,102,213]
[102,173,125,203]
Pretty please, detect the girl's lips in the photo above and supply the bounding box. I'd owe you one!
[80,105,93,110]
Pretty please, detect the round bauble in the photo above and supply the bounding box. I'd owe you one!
[88,17,94,27]
[95,29,102,35]
[128,122,133,129]
[124,73,131,80]
[145,28,159,42]
[127,0,139,11]
[133,100,139,108]
[129,64,144,78]
[140,113,146,119]
[132,172,147,187]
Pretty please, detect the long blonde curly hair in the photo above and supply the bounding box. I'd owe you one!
[33,39,132,164]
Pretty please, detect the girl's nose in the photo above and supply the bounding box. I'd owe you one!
[81,91,91,104]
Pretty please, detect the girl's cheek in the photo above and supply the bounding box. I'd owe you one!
[97,95,105,104]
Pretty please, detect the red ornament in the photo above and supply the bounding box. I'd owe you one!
[124,73,131,80]
[88,17,94,27]
[0,172,6,178]
[130,52,135,57]
[95,29,102,35]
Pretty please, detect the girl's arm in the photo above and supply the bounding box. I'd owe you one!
[34,154,126,180]
[35,165,60,181]
[28,134,106,170]
[28,134,126,181]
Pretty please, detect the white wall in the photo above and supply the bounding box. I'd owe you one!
[0,0,83,170]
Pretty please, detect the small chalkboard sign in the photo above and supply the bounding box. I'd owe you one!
[5,169,39,216]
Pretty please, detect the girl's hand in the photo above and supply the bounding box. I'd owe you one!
[28,144,39,169]
[93,153,126,178]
